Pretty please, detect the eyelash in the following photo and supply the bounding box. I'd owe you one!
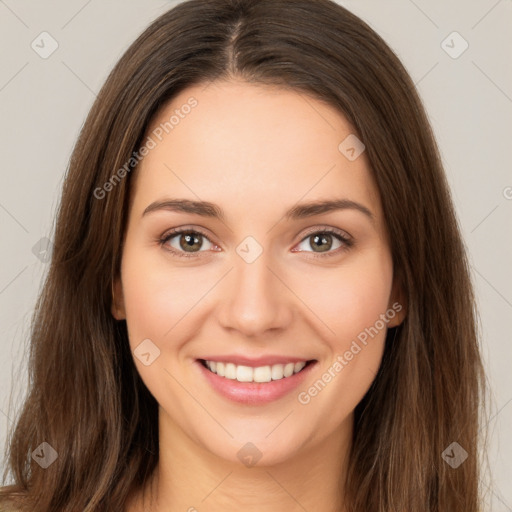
[158,226,354,259]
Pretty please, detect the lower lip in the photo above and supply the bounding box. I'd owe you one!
[196,360,317,405]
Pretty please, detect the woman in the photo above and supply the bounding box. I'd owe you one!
[0,0,487,510]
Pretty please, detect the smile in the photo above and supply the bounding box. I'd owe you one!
[196,358,317,405]
[201,359,310,383]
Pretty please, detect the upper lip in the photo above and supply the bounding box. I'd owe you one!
[198,355,315,367]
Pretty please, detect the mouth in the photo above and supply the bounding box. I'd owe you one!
[199,358,315,383]
[196,358,317,405]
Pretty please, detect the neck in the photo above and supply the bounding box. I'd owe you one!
[129,409,352,512]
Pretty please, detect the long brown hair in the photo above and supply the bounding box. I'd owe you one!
[0,0,488,510]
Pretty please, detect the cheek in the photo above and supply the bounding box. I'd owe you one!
[294,250,394,426]
[294,249,394,346]
[120,241,211,347]
[119,246,211,407]
[121,240,394,351]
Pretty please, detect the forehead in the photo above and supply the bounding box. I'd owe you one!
[131,79,382,222]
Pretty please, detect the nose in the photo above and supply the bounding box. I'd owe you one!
[216,249,293,338]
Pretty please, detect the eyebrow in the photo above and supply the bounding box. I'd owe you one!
[142,198,374,223]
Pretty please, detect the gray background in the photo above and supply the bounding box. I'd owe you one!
[0,0,510,509]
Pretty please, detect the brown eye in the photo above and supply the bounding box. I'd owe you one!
[179,232,203,252]
[293,229,353,257]
[160,229,216,257]
[309,233,334,252]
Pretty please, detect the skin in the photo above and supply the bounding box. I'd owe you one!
[113,79,406,512]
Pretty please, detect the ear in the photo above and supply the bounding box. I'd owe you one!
[386,273,407,328]
[111,276,126,320]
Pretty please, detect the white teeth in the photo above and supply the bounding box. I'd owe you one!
[294,362,306,373]
[271,364,284,380]
[236,365,254,382]
[253,365,272,383]
[225,363,237,379]
[284,362,295,377]
[203,360,309,382]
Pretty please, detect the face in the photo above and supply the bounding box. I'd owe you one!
[112,79,405,467]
